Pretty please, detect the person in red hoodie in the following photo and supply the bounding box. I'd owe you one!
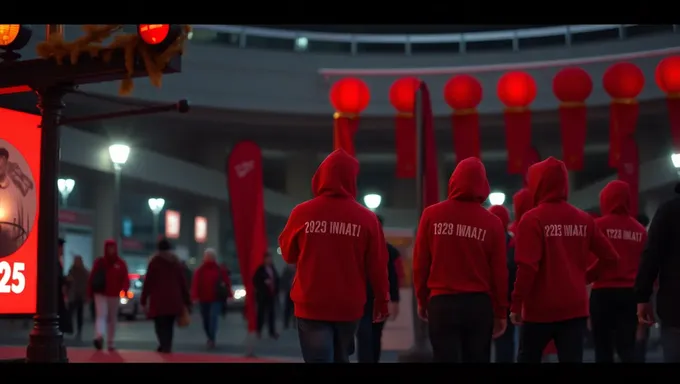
[413,158,508,363]
[87,239,130,351]
[588,181,647,362]
[510,157,619,363]
[278,149,389,363]
[141,238,191,353]
[191,248,231,349]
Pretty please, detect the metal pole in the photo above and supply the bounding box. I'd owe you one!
[61,194,68,208]
[26,85,69,363]
[152,212,159,242]
[113,166,122,249]
[398,87,432,362]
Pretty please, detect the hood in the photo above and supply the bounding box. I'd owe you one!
[488,205,510,229]
[312,149,358,199]
[512,188,533,223]
[103,239,118,262]
[600,180,631,215]
[526,157,569,205]
[448,157,490,203]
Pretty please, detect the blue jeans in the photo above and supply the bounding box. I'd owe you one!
[356,312,386,363]
[297,318,358,363]
[662,325,680,363]
[199,302,222,342]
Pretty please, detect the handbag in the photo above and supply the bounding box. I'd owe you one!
[177,307,191,328]
[90,266,106,294]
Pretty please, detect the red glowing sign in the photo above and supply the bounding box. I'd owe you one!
[0,108,41,315]
[194,216,207,243]
[138,24,170,45]
[165,210,181,239]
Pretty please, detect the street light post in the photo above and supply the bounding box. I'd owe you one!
[57,178,75,207]
[147,198,165,242]
[109,144,130,249]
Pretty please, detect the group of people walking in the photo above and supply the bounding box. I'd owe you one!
[278,149,680,363]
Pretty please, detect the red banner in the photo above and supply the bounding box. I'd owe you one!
[395,114,416,178]
[452,111,480,164]
[559,104,587,170]
[666,98,680,153]
[419,83,440,208]
[504,110,532,174]
[609,102,639,168]
[522,147,541,187]
[617,136,639,216]
[226,141,267,332]
[0,108,41,315]
[333,114,359,157]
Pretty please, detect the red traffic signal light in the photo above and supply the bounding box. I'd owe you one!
[137,24,181,51]
[0,24,32,51]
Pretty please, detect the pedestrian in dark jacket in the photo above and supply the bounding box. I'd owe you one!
[634,184,680,363]
[253,253,280,339]
[191,248,231,349]
[141,238,191,353]
[67,255,90,339]
[58,239,73,336]
[489,204,516,363]
[356,215,401,363]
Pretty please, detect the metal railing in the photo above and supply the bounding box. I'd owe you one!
[189,24,677,55]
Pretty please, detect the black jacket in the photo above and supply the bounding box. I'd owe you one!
[253,264,280,301]
[364,242,401,316]
[506,233,516,303]
[634,185,680,328]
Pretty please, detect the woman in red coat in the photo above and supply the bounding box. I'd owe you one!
[87,240,129,351]
[141,238,191,353]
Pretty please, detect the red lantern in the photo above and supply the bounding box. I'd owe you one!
[656,56,680,152]
[553,67,592,171]
[497,71,536,174]
[329,78,370,157]
[444,75,483,164]
[603,62,644,168]
[389,77,421,178]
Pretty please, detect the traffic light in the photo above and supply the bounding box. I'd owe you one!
[137,24,181,51]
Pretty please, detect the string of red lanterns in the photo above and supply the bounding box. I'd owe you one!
[328,55,680,180]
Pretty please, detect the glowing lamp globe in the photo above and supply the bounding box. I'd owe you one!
[363,193,382,210]
[444,75,483,110]
[0,24,32,51]
[497,71,537,108]
[488,192,506,206]
[672,153,680,169]
[329,78,370,115]
[656,56,680,95]
[137,24,181,50]
[603,62,644,99]
[389,77,421,113]
[553,67,593,103]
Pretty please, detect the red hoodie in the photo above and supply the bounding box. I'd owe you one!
[278,150,389,322]
[511,157,619,322]
[413,158,508,318]
[88,240,130,298]
[590,180,647,289]
[489,205,510,230]
[191,260,232,302]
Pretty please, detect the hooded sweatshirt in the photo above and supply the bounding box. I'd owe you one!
[141,250,191,318]
[590,180,647,289]
[87,240,130,297]
[511,157,619,322]
[278,150,389,322]
[413,158,508,318]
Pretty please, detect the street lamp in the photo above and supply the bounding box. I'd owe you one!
[363,193,382,211]
[147,197,165,241]
[672,153,680,170]
[109,144,130,248]
[57,178,75,207]
[489,192,506,206]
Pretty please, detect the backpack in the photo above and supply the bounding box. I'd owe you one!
[90,265,107,294]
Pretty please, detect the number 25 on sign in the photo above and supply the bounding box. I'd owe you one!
[0,261,25,294]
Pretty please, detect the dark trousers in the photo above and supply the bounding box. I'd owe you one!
[256,296,276,336]
[199,301,221,342]
[153,315,176,353]
[297,318,358,363]
[662,325,680,363]
[428,293,494,363]
[494,321,516,362]
[356,313,386,363]
[518,317,587,363]
[283,295,295,328]
[634,325,650,362]
[70,299,85,335]
[589,288,637,363]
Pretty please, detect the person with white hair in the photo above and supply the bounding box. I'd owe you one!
[191,247,231,349]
